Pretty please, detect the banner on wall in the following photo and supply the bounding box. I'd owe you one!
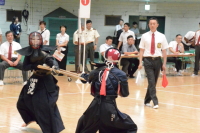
[0,0,5,5]
[79,0,91,18]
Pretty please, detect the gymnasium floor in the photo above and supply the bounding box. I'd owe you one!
[0,64,200,133]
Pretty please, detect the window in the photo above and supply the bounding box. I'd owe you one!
[105,15,121,26]
[6,9,22,22]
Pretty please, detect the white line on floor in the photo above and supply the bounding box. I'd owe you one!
[156,89,200,96]
[143,84,200,96]
[126,97,200,110]
[0,126,6,128]
[156,84,200,88]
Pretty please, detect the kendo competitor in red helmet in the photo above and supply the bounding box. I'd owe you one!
[76,48,137,133]
[16,32,65,133]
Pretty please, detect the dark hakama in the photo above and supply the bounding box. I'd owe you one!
[17,74,65,133]
[76,97,137,133]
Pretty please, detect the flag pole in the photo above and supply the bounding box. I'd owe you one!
[82,18,86,74]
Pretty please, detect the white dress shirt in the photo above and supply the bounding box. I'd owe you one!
[38,28,50,45]
[0,41,21,58]
[168,41,182,55]
[182,31,195,46]
[84,28,100,43]
[56,33,69,45]
[99,43,113,54]
[115,24,124,32]
[139,31,168,57]
[73,30,85,45]
[118,30,135,44]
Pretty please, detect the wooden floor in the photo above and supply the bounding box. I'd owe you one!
[0,65,200,133]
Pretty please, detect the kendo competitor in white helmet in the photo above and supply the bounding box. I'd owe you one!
[75,48,137,133]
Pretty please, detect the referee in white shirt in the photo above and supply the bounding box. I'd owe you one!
[168,34,185,76]
[99,36,113,62]
[117,23,135,50]
[38,21,50,46]
[138,17,168,109]
[0,31,28,85]
[0,28,2,44]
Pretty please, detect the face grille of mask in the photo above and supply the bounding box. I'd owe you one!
[29,32,43,49]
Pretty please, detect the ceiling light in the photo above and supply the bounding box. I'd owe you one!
[145,4,150,10]
[145,1,150,11]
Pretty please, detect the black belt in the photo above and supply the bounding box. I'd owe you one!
[144,57,161,60]
[95,96,116,101]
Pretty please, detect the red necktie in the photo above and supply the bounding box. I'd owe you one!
[176,44,178,52]
[8,43,12,60]
[151,33,155,55]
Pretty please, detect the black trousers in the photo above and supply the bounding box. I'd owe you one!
[56,48,67,70]
[121,58,139,76]
[194,45,200,75]
[82,42,95,72]
[0,59,28,81]
[76,97,137,133]
[143,57,162,106]
[167,57,182,72]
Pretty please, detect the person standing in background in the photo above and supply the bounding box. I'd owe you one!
[73,23,85,73]
[130,22,140,36]
[115,19,124,34]
[38,21,50,45]
[56,25,69,76]
[113,19,124,46]
[83,20,100,72]
[130,22,140,49]
[10,16,22,43]
[117,23,135,50]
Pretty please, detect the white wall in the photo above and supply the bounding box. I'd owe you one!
[0,0,200,49]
